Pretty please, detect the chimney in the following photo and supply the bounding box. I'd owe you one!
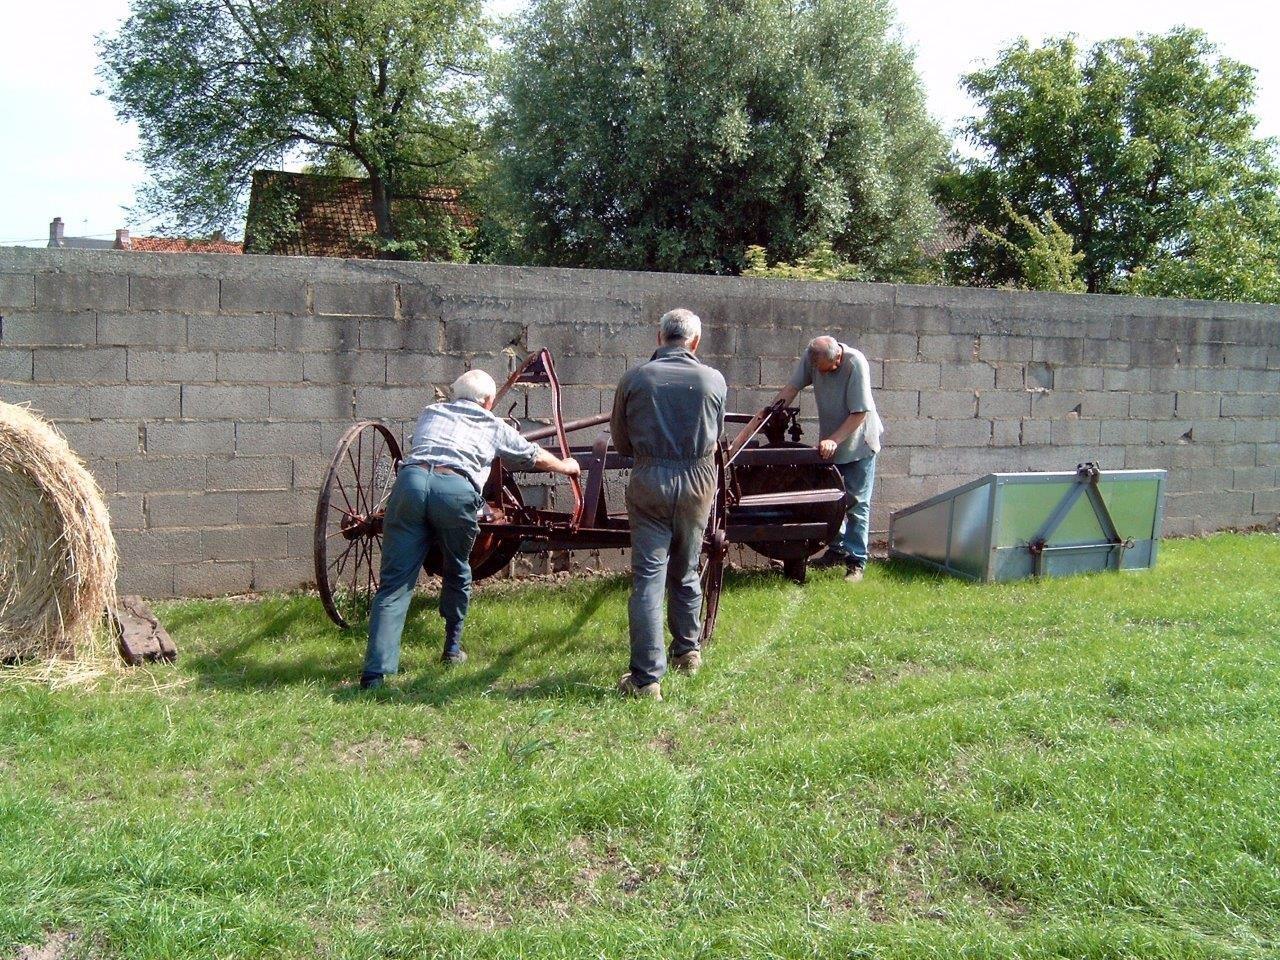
[48,217,65,247]
[115,229,131,250]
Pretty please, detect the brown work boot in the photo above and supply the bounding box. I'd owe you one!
[617,674,663,700]
[844,562,865,583]
[672,650,702,675]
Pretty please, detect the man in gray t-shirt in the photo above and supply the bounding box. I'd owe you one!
[737,335,882,580]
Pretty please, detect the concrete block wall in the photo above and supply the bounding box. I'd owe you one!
[0,245,1277,597]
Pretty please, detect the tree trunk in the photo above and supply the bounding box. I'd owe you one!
[369,175,399,259]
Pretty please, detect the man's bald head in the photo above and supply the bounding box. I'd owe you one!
[807,336,843,373]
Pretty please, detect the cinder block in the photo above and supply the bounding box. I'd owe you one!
[886,419,937,446]
[1053,367,1104,391]
[1128,392,1176,419]
[1174,392,1223,420]
[182,384,270,419]
[220,278,308,315]
[313,281,395,317]
[106,493,146,531]
[917,334,976,363]
[84,458,117,493]
[758,357,798,387]
[736,325,807,359]
[1100,420,1150,445]
[444,319,524,353]
[1019,420,1051,446]
[0,310,97,346]
[127,349,218,382]
[858,333,918,362]
[236,490,314,526]
[937,419,993,447]
[290,455,333,491]
[220,351,307,383]
[1232,466,1278,491]
[87,384,180,419]
[147,490,239,528]
[360,318,440,352]
[189,315,276,349]
[1031,337,1085,365]
[1193,367,1240,393]
[993,364,1025,390]
[129,275,219,313]
[1147,367,1197,391]
[384,352,452,386]
[0,348,33,380]
[33,347,127,382]
[1213,443,1257,468]
[206,455,294,491]
[115,528,203,565]
[921,390,977,419]
[0,273,35,308]
[1103,368,1150,392]
[174,561,254,597]
[891,304,951,334]
[277,316,357,351]
[352,386,434,421]
[875,390,918,418]
[269,385,352,420]
[976,391,1031,419]
[1082,339,1130,366]
[978,336,1033,362]
[602,321,662,357]
[145,421,236,454]
[1257,444,1280,467]
[1238,368,1279,393]
[1255,490,1280,514]
[1166,466,1232,494]
[116,456,207,493]
[236,420,325,456]
[96,311,187,347]
[939,363,995,390]
[252,557,314,591]
[991,419,1021,447]
[883,361,941,390]
[399,283,442,320]
[526,322,605,357]
[1130,339,1181,367]
[59,421,141,456]
[117,564,176,599]
[203,526,290,562]
[0,381,90,417]
[1235,419,1278,443]
[35,272,127,311]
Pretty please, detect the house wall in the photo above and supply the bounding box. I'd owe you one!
[1,246,1276,596]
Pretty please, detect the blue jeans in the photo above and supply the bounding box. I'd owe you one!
[834,454,876,566]
[362,467,481,678]
[625,459,717,687]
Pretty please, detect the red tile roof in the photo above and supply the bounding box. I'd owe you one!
[244,170,472,258]
[128,236,244,255]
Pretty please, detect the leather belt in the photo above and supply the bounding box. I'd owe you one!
[409,462,459,476]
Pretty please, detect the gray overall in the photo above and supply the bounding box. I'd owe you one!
[610,346,726,686]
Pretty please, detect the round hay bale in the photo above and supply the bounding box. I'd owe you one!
[0,401,117,665]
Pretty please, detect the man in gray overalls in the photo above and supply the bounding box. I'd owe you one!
[610,309,727,700]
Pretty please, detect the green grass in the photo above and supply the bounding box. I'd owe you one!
[2,533,1279,959]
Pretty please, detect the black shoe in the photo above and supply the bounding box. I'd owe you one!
[359,673,384,690]
[844,562,865,583]
[811,549,850,570]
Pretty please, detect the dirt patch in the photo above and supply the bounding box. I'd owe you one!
[648,732,678,756]
[14,932,77,960]
[451,896,513,931]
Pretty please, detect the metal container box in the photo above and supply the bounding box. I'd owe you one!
[889,463,1167,582]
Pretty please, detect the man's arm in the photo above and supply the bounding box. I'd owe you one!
[729,383,800,453]
[817,411,867,460]
[609,378,632,457]
[532,447,580,476]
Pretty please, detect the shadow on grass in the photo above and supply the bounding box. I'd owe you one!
[874,557,965,585]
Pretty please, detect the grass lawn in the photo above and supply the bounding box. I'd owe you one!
[2,532,1279,959]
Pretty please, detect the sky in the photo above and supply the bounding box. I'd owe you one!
[1,0,1278,245]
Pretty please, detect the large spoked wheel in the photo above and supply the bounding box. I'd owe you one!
[315,421,402,629]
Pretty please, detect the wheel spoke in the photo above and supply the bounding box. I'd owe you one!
[334,472,355,513]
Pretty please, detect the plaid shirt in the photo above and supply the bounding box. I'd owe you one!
[403,399,542,491]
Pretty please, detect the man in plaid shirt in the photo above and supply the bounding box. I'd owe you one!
[360,369,579,689]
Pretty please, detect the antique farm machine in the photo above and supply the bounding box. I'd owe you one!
[314,350,848,641]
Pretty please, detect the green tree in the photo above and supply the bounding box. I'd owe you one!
[99,0,490,248]
[495,0,944,277]
[939,29,1280,295]
[977,201,1085,293]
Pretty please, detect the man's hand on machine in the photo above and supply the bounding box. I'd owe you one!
[534,449,582,476]
[817,439,838,460]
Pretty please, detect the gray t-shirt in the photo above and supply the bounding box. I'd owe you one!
[788,343,883,463]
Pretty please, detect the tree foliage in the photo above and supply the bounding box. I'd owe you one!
[495,0,945,277]
[977,201,1085,293]
[99,0,490,245]
[939,28,1280,297]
